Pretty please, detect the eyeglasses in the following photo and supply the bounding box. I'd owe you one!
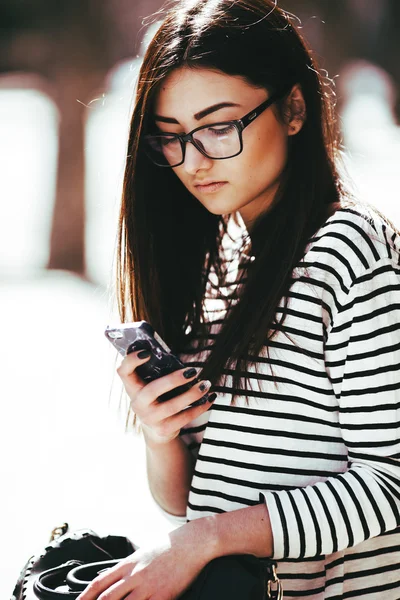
[143,87,289,168]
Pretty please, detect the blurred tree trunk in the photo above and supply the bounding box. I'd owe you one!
[46,3,118,275]
[47,70,104,273]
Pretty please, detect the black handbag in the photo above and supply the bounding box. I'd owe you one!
[11,523,282,600]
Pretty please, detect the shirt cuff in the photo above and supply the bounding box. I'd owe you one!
[259,491,287,560]
[151,494,188,527]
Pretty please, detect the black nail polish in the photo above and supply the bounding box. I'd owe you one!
[208,392,217,403]
[199,381,211,393]
[138,350,151,359]
[183,367,197,379]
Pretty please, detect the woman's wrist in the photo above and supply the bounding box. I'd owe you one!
[177,517,220,565]
[141,423,180,449]
[144,430,194,517]
[190,503,273,562]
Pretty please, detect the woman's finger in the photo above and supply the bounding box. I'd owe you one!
[155,378,213,420]
[116,349,151,379]
[145,389,217,442]
[116,350,152,396]
[136,366,200,406]
[77,561,123,599]
[169,390,217,427]
[97,577,134,600]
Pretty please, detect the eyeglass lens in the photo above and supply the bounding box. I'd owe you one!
[146,124,241,166]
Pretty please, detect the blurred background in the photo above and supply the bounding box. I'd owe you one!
[1,0,400,595]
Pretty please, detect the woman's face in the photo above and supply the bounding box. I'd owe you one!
[152,67,301,230]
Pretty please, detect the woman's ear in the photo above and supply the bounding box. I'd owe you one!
[286,84,306,136]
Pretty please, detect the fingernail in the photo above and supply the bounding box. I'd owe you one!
[208,392,217,403]
[138,350,151,359]
[199,380,211,393]
[183,367,197,379]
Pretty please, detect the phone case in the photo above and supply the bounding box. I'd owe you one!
[104,321,208,406]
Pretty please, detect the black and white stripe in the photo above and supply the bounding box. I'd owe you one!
[170,206,400,599]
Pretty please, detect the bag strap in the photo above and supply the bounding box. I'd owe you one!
[66,560,120,592]
[265,563,283,600]
[33,562,83,599]
[33,559,120,599]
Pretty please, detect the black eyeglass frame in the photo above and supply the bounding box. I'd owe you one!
[143,86,291,167]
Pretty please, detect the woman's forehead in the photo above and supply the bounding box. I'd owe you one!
[153,67,261,114]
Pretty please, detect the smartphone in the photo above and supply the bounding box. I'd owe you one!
[104,320,208,406]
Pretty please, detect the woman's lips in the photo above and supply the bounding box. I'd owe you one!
[195,181,227,193]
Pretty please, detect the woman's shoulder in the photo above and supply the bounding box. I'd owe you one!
[304,199,400,283]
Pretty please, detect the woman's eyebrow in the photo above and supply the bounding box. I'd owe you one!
[154,101,241,124]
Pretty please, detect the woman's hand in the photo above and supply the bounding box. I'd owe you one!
[76,518,218,600]
[117,350,215,446]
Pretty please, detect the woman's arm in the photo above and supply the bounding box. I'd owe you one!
[144,433,194,517]
[76,502,271,600]
[200,503,274,559]
[114,351,213,518]
[258,257,400,560]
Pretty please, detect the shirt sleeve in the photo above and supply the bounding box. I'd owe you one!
[261,256,400,560]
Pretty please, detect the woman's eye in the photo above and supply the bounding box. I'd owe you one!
[160,136,178,146]
[208,125,235,135]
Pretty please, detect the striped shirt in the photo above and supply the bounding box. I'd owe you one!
[161,205,400,599]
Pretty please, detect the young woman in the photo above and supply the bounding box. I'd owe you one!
[79,0,400,598]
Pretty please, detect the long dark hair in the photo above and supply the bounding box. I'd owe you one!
[116,0,352,429]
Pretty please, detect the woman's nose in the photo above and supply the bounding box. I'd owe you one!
[183,141,213,174]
